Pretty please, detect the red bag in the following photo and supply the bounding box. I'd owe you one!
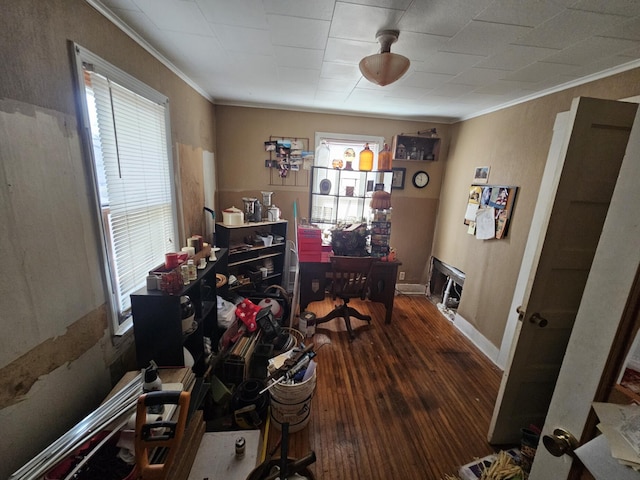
[235,299,261,332]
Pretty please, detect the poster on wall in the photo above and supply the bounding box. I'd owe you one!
[464,185,518,239]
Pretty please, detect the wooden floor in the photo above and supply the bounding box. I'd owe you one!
[266,294,503,479]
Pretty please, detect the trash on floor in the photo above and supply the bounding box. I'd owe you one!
[446,448,524,480]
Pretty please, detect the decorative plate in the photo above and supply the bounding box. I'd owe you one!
[320,179,332,194]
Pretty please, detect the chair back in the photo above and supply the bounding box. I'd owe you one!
[330,256,374,300]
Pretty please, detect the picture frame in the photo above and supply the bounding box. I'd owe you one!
[391,167,406,190]
[473,166,490,184]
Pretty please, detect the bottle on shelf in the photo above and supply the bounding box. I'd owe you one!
[359,143,373,171]
[187,259,197,281]
[143,361,164,414]
[181,264,190,285]
[315,140,331,168]
[379,143,392,171]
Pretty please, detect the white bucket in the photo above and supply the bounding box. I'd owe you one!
[270,370,316,433]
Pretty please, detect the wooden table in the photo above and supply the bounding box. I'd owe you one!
[298,259,401,324]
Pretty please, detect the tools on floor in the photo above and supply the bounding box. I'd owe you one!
[260,343,316,395]
[247,423,316,480]
[135,390,190,480]
[9,373,143,480]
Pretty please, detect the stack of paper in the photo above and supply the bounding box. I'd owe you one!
[591,402,640,470]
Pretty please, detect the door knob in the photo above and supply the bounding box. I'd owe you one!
[516,306,525,321]
[529,312,548,328]
[542,428,579,457]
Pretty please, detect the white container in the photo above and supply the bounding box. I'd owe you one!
[259,234,273,246]
[270,369,317,433]
[222,207,244,225]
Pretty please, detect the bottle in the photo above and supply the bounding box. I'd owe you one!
[187,259,197,281]
[181,264,190,285]
[315,140,330,168]
[379,143,392,171]
[359,143,373,171]
[143,362,164,414]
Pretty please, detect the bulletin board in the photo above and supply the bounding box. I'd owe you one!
[464,184,518,240]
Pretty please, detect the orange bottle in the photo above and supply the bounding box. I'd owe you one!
[359,143,373,171]
[378,143,392,171]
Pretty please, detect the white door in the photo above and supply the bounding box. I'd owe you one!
[530,104,640,479]
[489,97,638,444]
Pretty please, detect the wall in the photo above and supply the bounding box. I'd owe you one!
[433,68,640,351]
[0,1,216,477]
[215,105,449,284]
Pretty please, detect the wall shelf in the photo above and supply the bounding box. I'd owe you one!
[391,134,440,161]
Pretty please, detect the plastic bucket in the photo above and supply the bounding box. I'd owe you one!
[270,370,316,433]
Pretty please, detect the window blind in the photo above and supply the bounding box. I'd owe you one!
[86,70,175,323]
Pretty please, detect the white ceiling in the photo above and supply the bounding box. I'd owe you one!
[91,0,640,122]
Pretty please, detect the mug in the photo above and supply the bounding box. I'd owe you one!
[165,252,179,269]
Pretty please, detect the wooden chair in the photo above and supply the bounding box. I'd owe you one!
[316,256,375,340]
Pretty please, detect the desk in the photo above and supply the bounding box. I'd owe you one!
[299,259,400,324]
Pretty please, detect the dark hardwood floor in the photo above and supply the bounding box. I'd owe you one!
[266,294,503,479]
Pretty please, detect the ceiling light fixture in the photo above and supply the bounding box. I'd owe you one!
[359,30,410,87]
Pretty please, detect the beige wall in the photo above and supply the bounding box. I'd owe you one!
[434,68,640,348]
[0,1,216,477]
[215,105,449,284]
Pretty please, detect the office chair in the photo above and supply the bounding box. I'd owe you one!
[316,256,375,340]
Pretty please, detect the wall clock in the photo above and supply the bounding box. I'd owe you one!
[412,171,430,188]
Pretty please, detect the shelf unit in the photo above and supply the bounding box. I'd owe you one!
[391,134,440,161]
[215,220,288,292]
[130,249,227,376]
[309,166,393,226]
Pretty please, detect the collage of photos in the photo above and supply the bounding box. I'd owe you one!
[464,184,518,240]
[264,138,311,179]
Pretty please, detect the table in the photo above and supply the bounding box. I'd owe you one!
[298,259,401,324]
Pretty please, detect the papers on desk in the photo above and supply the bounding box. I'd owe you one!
[589,402,640,473]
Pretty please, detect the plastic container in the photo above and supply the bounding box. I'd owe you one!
[315,140,330,168]
[187,259,197,281]
[270,369,317,433]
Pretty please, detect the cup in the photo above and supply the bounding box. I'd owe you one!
[165,252,179,269]
[177,251,189,263]
[260,267,268,279]
[181,246,195,257]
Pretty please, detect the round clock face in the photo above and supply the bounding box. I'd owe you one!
[412,171,430,188]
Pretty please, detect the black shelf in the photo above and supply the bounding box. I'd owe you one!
[130,249,228,376]
[216,221,288,294]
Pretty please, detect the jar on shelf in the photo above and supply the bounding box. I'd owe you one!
[358,143,373,171]
[315,140,330,167]
[379,143,392,171]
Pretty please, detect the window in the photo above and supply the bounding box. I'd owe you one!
[315,132,384,169]
[73,44,179,336]
[312,132,388,228]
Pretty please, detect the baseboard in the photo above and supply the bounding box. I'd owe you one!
[452,312,502,369]
[396,283,427,295]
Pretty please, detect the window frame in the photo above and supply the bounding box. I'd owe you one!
[72,43,180,338]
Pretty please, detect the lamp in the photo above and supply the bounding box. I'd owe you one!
[359,30,410,87]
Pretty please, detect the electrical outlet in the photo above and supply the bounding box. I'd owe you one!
[399,271,406,280]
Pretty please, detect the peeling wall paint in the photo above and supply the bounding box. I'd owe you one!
[0,305,108,409]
